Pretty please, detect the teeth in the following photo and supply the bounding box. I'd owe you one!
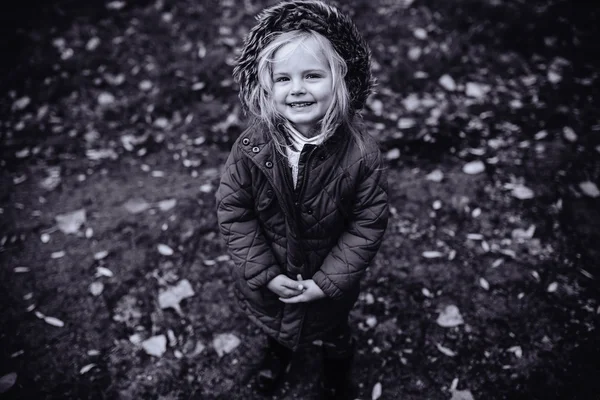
[290,102,313,107]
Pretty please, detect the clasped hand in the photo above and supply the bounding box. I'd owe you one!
[267,274,326,303]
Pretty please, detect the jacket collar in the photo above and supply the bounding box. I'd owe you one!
[238,122,347,165]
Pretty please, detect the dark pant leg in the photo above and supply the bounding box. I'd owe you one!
[321,321,355,359]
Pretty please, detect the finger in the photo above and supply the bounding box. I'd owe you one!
[279,294,305,303]
[287,288,304,297]
[296,274,303,281]
[281,282,304,291]
[279,276,300,286]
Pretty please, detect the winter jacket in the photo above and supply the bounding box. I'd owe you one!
[216,123,389,350]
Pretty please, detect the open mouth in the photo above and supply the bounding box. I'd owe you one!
[288,102,315,108]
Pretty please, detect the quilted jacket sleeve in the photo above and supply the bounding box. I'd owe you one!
[312,149,389,299]
[216,144,283,290]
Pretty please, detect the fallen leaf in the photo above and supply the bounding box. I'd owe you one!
[123,198,150,214]
[142,335,167,357]
[212,333,241,357]
[436,343,457,357]
[372,382,383,400]
[408,46,421,60]
[44,316,65,327]
[153,119,170,131]
[439,74,456,91]
[548,70,562,83]
[413,27,427,40]
[511,186,535,199]
[79,364,96,374]
[13,97,30,110]
[449,378,475,400]
[426,169,444,182]
[547,282,558,293]
[14,267,30,273]
[512,225,536,240]
[51,251,65,259]
[120,132,149,151]
[167,329,177,346]
[55,209,86,234]
[422,251,444,259]
[579,181,600,198]
[94,250,109,260]
[499,248,517,258]
[534,130,548,140]
[158,279,195,315]
[507,345,523,358]
[0,372,17,394]
[479,278,490,290]
[13,174,27,185]
[187,341,206,357]
[385,148,401,161]
[157,244,174,256]
[106,1,126,10]
[462,160,485,175]
[366,316,377,328]
[86,149,118,161]
[448,249,457,259]
[397,118,416,129]
[96,266,114,277]
[402,93,421,111]
[451,389,475,400]
[465,82,490,99]
[15,148,30,158]
[467,233,484,240]
[89,282,104,296]
[192,82,206,91]
[129,333,143,345]
[158,199,177,211]
[139,80,153,91]
[436,305,464,328]
[97,92,115,106]
[86,37,100,51]
[369,98,383,116]
[199,183,214,193]
[562,126,577,142]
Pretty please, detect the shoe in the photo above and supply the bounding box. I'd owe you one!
[255,338,293,394]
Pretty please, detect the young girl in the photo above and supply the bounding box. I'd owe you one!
[216,1,388,398]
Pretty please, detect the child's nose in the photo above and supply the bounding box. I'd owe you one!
[290,79,306,95]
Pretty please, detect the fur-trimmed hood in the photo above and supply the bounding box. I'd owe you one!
[233,0,373,113]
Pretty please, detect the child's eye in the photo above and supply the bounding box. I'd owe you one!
[274,76,289,82]
[306,74,321,79]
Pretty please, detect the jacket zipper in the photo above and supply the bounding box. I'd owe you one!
[291,146,317,350]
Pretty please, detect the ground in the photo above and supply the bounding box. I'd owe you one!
[1,0,600,399]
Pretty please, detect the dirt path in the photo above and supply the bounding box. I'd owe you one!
[1,0,599,399]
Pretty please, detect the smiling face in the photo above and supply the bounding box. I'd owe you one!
[271,37,334,137]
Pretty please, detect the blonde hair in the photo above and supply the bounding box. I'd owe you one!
[246,29,365,154]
